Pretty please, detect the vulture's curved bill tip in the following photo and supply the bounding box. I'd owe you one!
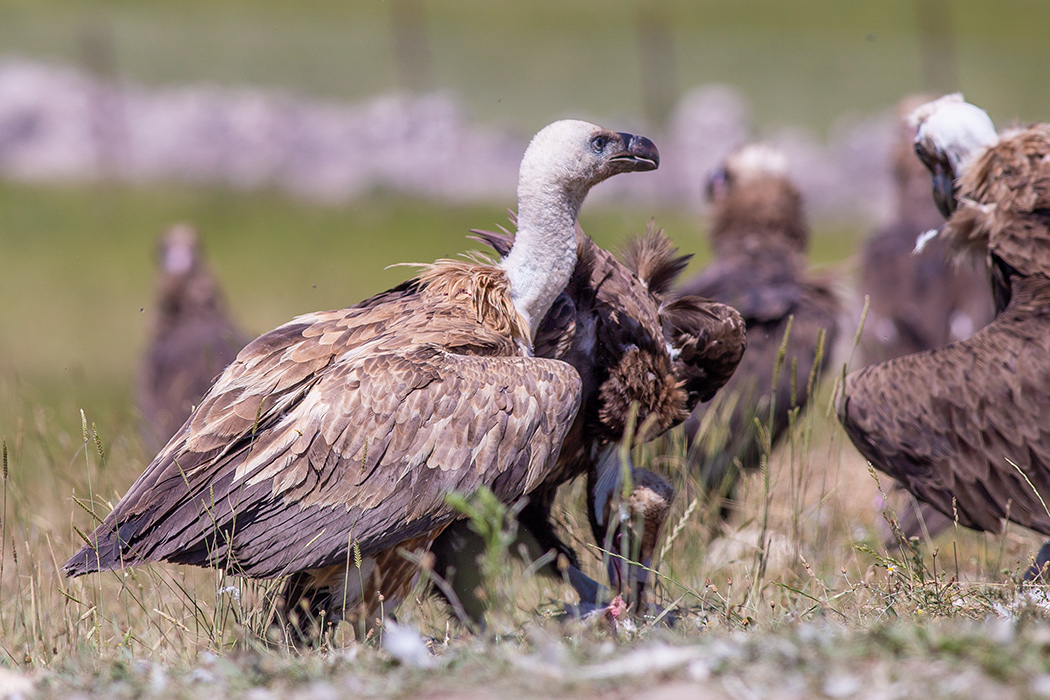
[611,132,660,171]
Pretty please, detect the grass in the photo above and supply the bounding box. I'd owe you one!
[2,179,1050,695]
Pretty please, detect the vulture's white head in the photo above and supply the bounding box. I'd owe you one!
[159,223,201,277]
[910,94,998,218]
[507,120,659,337]
[705,142,788,201]
[517,119,660,209]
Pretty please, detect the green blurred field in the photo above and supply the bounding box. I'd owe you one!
[3,0,1050,134]
[0,180,861,398]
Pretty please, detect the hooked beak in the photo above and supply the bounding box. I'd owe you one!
[610,132,660,172]
[930,164,957,218]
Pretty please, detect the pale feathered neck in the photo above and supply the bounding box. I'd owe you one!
[499,151,588,338]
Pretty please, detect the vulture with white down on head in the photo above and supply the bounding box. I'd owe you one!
[430,222,745,621]
[837,95,1050,576]
[138,224,249,454]
[857,97,995,543]
[63,120,660,639]
[676,144,840,518]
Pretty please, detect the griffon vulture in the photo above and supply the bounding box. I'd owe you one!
[838,95,1050,576]
[676,143,840,517]
[430,223,746,621]
[857,97,995,542]
[63,120,660,639]
[137,224,249,454]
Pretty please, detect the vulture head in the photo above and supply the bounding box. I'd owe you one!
[704,143,807,256]
[506,120,660,337]
[155,223,227,319]
[519,120,660,197]
[910,93,998,218]
[705,142,789,200]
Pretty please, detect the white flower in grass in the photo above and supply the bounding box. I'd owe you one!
[217,585,241,600]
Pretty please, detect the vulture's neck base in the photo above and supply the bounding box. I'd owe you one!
[501,187,584,338]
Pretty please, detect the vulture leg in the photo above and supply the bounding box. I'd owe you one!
[1024,542,1050,583]
[428,493,606,628]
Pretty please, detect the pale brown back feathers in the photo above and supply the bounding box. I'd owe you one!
[418,257,531,346]
[66,274,581,581]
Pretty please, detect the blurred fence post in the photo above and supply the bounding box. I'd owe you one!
[78,21,130,181]
[914,0,958,94]
[390,0,432,93]
[635,6,678,130]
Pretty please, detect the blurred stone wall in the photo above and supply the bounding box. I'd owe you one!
[0,58,897,223]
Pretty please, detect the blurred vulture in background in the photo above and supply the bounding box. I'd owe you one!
[137,224,248,454]
[64,119,661,642]
[838,95,1050,579]
[677,143,840,519]
[430,221,745,623]
[857,96,995,543]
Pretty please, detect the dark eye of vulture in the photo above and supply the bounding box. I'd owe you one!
[63,119,660,643]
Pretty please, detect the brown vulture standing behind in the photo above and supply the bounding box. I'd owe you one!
[857,97,995,542]
[676,144,840,517]
[838,95,1050,578]
[431,223,745,621]
[63,120,661,639]
[137,224,249,454]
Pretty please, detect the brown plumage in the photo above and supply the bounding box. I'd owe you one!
[838,98,1050,556]
[430,221,745,621]
[677,144,840,516]
[63,120,660,640]
[137,224,248,454]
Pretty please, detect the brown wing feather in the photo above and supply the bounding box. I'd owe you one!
[661,295,746,406]
[838,274,1050,535]
[619,222,693,296]
[944,124,1050,277]
[65,286,581,578]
